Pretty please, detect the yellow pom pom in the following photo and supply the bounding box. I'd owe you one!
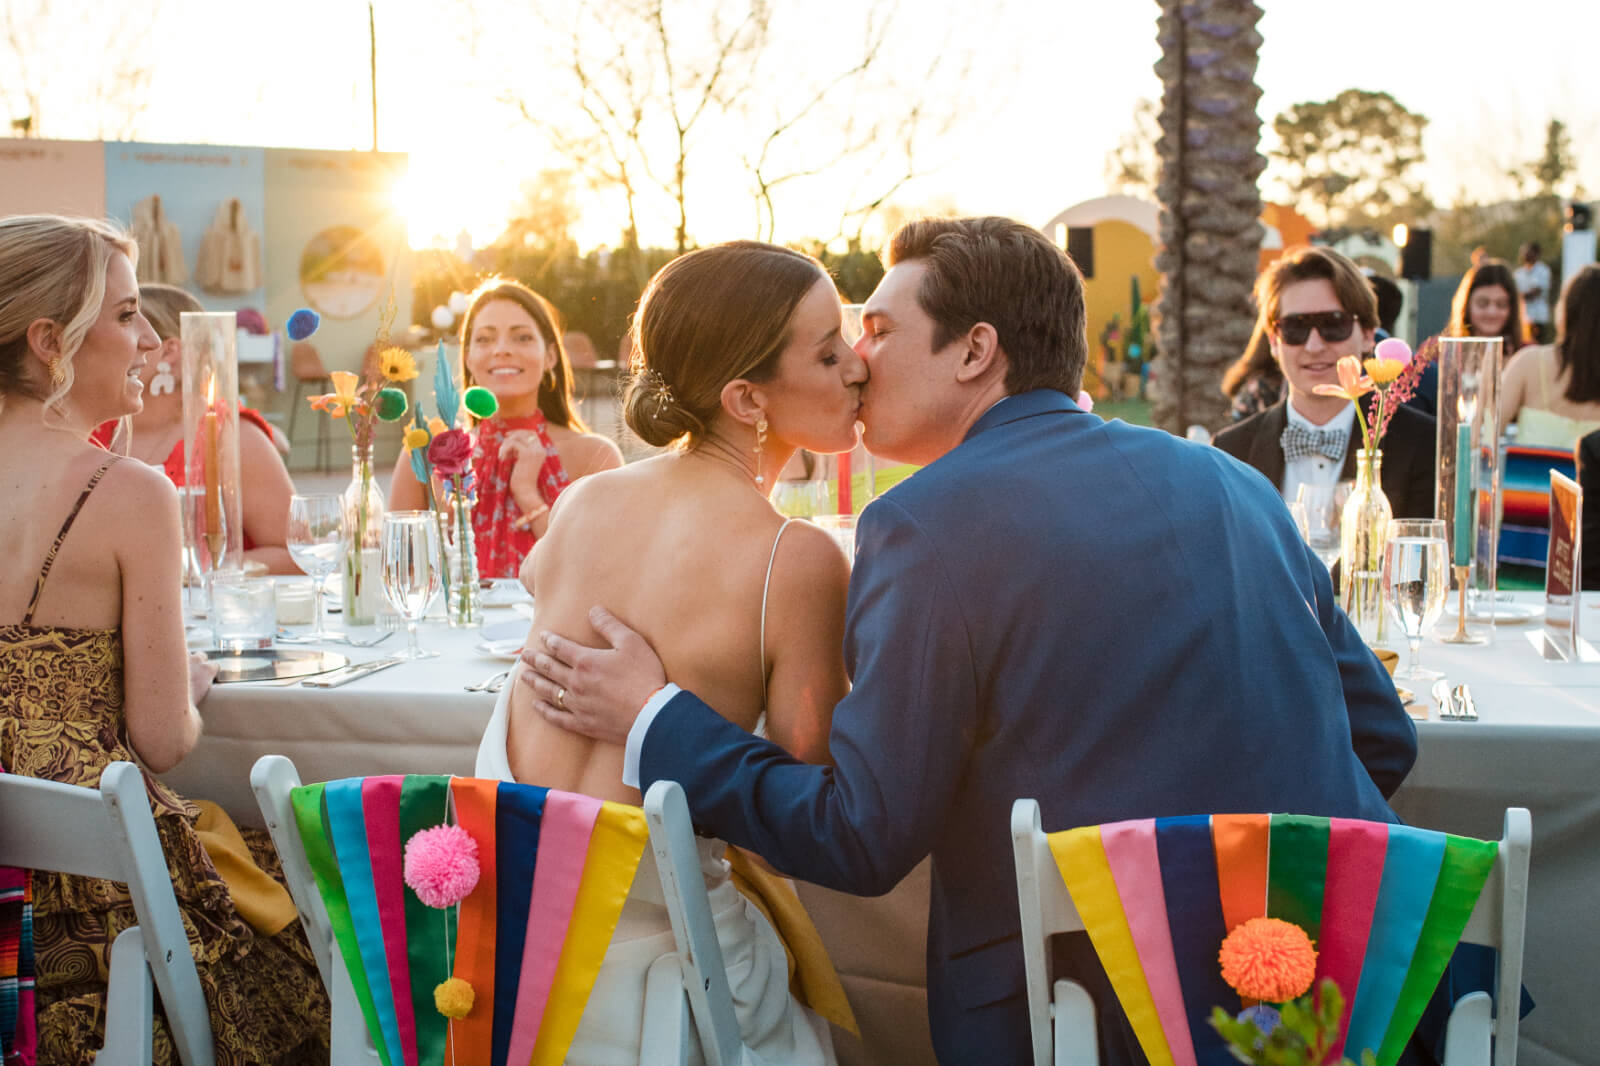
[434,977,475,1019]
[404,426,431,451]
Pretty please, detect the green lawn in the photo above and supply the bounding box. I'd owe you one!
[1093,398,1153,427]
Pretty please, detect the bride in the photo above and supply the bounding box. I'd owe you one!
[477,241,865,1063]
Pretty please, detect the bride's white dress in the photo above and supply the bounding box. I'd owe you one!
[474,521,835,1065]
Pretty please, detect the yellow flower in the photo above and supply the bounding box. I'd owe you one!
[1363,357,1404,385]
[404,426,431,451]
[427,416,448,437]
[378,346,419,383]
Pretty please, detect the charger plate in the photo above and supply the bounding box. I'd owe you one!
[205,647,348,683]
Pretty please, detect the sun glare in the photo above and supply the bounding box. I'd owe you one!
[393,156,518,253]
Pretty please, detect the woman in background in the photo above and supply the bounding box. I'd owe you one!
[92,283,296,573]
[1501,264,1600,449]
[1220,321,1282,422]
[1410,259,1532,417]
[389,279,621,577]
[0,215,327,1064]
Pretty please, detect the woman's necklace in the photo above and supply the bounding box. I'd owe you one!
[687,436,766,497]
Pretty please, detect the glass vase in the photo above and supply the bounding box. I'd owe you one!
[444,493,483,628]
[342,442,386,626]
[1340,448,1392,646]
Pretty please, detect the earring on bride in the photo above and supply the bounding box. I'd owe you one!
[149,360,177,396]
[753,415,768,488]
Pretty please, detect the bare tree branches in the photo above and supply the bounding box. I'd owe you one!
[1,0,156,139]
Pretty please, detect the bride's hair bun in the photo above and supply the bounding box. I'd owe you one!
[623,241,827,449]
[624,364,704,446]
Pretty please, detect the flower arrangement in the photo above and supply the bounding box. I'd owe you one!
[300,302,414,622]
[1311,337,1431,453]
[402,342,499,626]
[1210,918,1374,1066]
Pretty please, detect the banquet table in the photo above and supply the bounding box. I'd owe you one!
[162,594,1600,1066]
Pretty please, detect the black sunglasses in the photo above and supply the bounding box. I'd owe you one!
[1274,311,1356,346]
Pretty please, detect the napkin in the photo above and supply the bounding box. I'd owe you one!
[1375,649,1398,676]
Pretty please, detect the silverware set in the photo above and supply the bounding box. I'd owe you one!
[1431,680,1478,721]
[464,670,510,694]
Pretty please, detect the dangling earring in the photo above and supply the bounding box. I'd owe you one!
[753,416,768,488]
[47,359,66,387]
[150,359,177,396]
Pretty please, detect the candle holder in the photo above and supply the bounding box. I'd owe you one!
[1433,337,1502,644]
[180,312,244,612]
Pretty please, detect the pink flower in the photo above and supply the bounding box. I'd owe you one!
[428,428,474,478]
[1312,355,1375,402]
[1076,389,1095,413]
[1373,337,1413,365]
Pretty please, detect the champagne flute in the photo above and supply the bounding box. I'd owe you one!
[772,480,831,518]
[1382,519,1448,680]
[283,493,344,642]
[381,512,441,660]
[1293,481,1351,571]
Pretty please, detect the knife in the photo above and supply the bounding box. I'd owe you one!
[301,655,407,688]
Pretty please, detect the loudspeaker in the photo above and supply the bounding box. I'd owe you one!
[1066,227,1095,279]
[1398,228,1432,280]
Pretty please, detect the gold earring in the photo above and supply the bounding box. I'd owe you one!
[754,416,768,488]
[47,359,66,387]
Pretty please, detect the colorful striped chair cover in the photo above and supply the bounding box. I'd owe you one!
[1499,445,1576,567]
[1012,802,1531,1066]
[288,774,649,1066]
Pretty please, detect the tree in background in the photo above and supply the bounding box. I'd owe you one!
[1,0,155,139]
[1432,117,1584,277]
[1104,98,1161,200]
[1268,89,1429,229]
[1150,0,1265,434]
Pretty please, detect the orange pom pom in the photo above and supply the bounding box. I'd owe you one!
[434,977,475,1019]
[1218,917,1318,1002]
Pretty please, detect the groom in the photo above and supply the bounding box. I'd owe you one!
[525,217,1416,1064]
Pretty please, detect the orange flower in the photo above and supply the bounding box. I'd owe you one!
[1312,354,1375,402]
[1218,917,1318,1003]
[307,371,363,418]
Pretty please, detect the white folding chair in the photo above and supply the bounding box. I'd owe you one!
[642,779,755,1066]
[0,761,216,1066]
[251,759,754,1066]
[1010,799,1530,1066]
[249,755,381,1064]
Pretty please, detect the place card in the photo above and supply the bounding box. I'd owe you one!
[1546,471,1581,633]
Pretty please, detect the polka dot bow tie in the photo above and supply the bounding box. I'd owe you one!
[1280,422,1348,463]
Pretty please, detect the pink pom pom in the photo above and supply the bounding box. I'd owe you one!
[1374,337,1412,365]
[404,825,480,908]
[1076,389,1095,413]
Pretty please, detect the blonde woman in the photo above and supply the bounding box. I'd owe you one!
[90,283,297,573]
[0,215,328,1064]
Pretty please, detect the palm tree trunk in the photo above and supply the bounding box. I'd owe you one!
[1151,0,1265,434]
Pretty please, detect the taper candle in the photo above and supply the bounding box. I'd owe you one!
[1452,421,1472,567]
[837,450,852,515]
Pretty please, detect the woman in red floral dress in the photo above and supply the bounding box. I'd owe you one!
[389,280,621,578]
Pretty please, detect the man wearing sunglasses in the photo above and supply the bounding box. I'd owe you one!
[1215,246,1436,519]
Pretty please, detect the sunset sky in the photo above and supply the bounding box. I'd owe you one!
[6,0,1595,250]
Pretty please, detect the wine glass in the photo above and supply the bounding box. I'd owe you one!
[283,493,344,642]
[1382,519,1448,681]
[1294,481,1352,571]
[381,512,441,660]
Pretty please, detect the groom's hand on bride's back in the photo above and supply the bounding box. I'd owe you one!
[520,606,667,746]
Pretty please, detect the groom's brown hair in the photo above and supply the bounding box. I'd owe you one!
[888,217,1086,396]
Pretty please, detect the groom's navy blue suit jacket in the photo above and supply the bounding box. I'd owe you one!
[640,389,1417,1064]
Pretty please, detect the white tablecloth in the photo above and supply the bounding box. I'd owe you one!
[161,595,1600,1066]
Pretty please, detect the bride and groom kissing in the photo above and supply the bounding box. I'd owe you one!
[488,216,1418,1064]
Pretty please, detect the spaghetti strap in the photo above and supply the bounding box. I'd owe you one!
[757,518,797,713]
[22,457,119,624]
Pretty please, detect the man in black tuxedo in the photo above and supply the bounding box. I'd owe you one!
[1216,247,1436,519]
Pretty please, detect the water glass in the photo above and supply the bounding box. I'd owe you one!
[285,493,344,641]
[1293,481,1351,571]
[381,512,441,660]
[772,480,832,518]
[1382,519,1448,680]
[813,514,857,561]
[209,570,276,651]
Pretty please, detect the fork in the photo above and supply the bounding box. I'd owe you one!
[464,670,510,693]
[339,631,394,649]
